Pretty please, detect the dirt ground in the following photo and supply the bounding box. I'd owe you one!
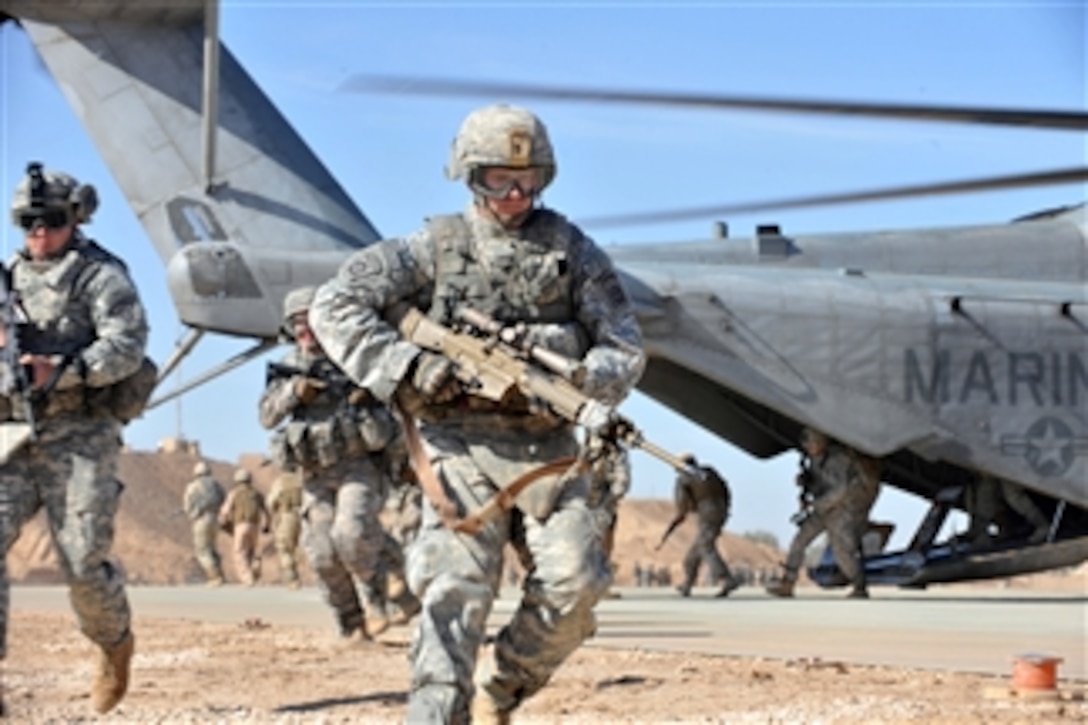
[6,608,1086,723]
[6,448,1086,722]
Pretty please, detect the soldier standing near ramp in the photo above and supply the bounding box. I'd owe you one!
[0,162,153,714]
[766,428,881,599]
[260,286,401,641]
[310,103,645,723]
[218,469,270,586]
[267,467,304,589]
[659,454,740,598]
[183,460,226,586]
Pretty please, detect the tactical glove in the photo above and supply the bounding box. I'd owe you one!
[293,377,327,405]
[347,387,371,406]
[577,399,615,436]
[411,352,462,404]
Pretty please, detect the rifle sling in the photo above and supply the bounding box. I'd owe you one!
[396,396,582,536]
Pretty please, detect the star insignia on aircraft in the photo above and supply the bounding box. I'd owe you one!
[999,416,1088,477]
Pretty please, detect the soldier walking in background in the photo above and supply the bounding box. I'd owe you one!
[218,469,270,586]
[661,454,740,598]
[183,460,226,586]
[767,428,881,599]
[260,286,400,641]
[0,162,153,714]
[309,104,645,723]
[267,467,304,589]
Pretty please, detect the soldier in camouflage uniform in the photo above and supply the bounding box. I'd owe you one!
[267,468,304,588]
[218,468,270,586]
[182,460,226,586]
[260,286,406,640]
[669,454,741,598]
[766,428,881,599]
[310,104,645,724]
[0,163,150,714]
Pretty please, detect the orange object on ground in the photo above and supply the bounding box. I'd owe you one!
[1012,653,1062,692]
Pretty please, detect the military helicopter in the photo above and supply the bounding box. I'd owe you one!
[2,1,1085,589]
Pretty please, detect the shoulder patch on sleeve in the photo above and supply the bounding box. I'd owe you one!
[346,251,384,280]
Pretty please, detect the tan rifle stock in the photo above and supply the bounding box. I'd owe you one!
[398,307,696,476]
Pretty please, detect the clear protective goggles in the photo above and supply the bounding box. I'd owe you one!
[470,166,545,199]
[16,208,71,232]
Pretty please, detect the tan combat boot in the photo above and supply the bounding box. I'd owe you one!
[91,631,134,714]
[367,613,391,637]
[471,689,512,725]
[765,580,795,598]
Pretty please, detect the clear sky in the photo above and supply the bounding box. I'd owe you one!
[1,1,1085,549]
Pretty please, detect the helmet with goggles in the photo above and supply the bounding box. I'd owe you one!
[281,285,317,340]
[446,104,556,197]
[283,286,317,326]
[10,161,98,231]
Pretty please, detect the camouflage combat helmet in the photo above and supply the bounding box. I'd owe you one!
[281,286,317,338]
[445,104,557,192]
[233,469,252,484]
[800,427,827,448]
[282,286,317,324]
[193,461,210,476]
[10,161,98,228]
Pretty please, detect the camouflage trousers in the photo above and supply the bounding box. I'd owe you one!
[405,425,610,724]
[273,514,302,584]
[782,507,864,585]
[360,530,418,620]
[0,415,129,659]
[190,512,223,580]
[300,457,387,635]
[682,515,732,588]
[231,522,262,585]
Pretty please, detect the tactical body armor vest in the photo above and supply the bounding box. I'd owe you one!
[677,466,731,519]
[3,236,156,423]
[419,211,591,424]
[270,350,397,471]
[228,485,262,525]
[274,484,303,512]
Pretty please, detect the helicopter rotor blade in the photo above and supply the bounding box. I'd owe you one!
[577,166,1088,229]
[340,75,1088,132]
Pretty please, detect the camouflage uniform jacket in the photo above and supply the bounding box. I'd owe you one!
[183,474,226,519]
[259,346,397,472]
[808,445,879,517]
[4,231,148,420]
[674,465,730,521]
[309,203,645,423]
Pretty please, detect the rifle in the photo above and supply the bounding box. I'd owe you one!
[398,306,698,478]
[655,513,685,551]
[266,358,357,397]
[0,266,37,463]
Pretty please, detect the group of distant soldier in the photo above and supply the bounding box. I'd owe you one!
[181,462,301,589]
